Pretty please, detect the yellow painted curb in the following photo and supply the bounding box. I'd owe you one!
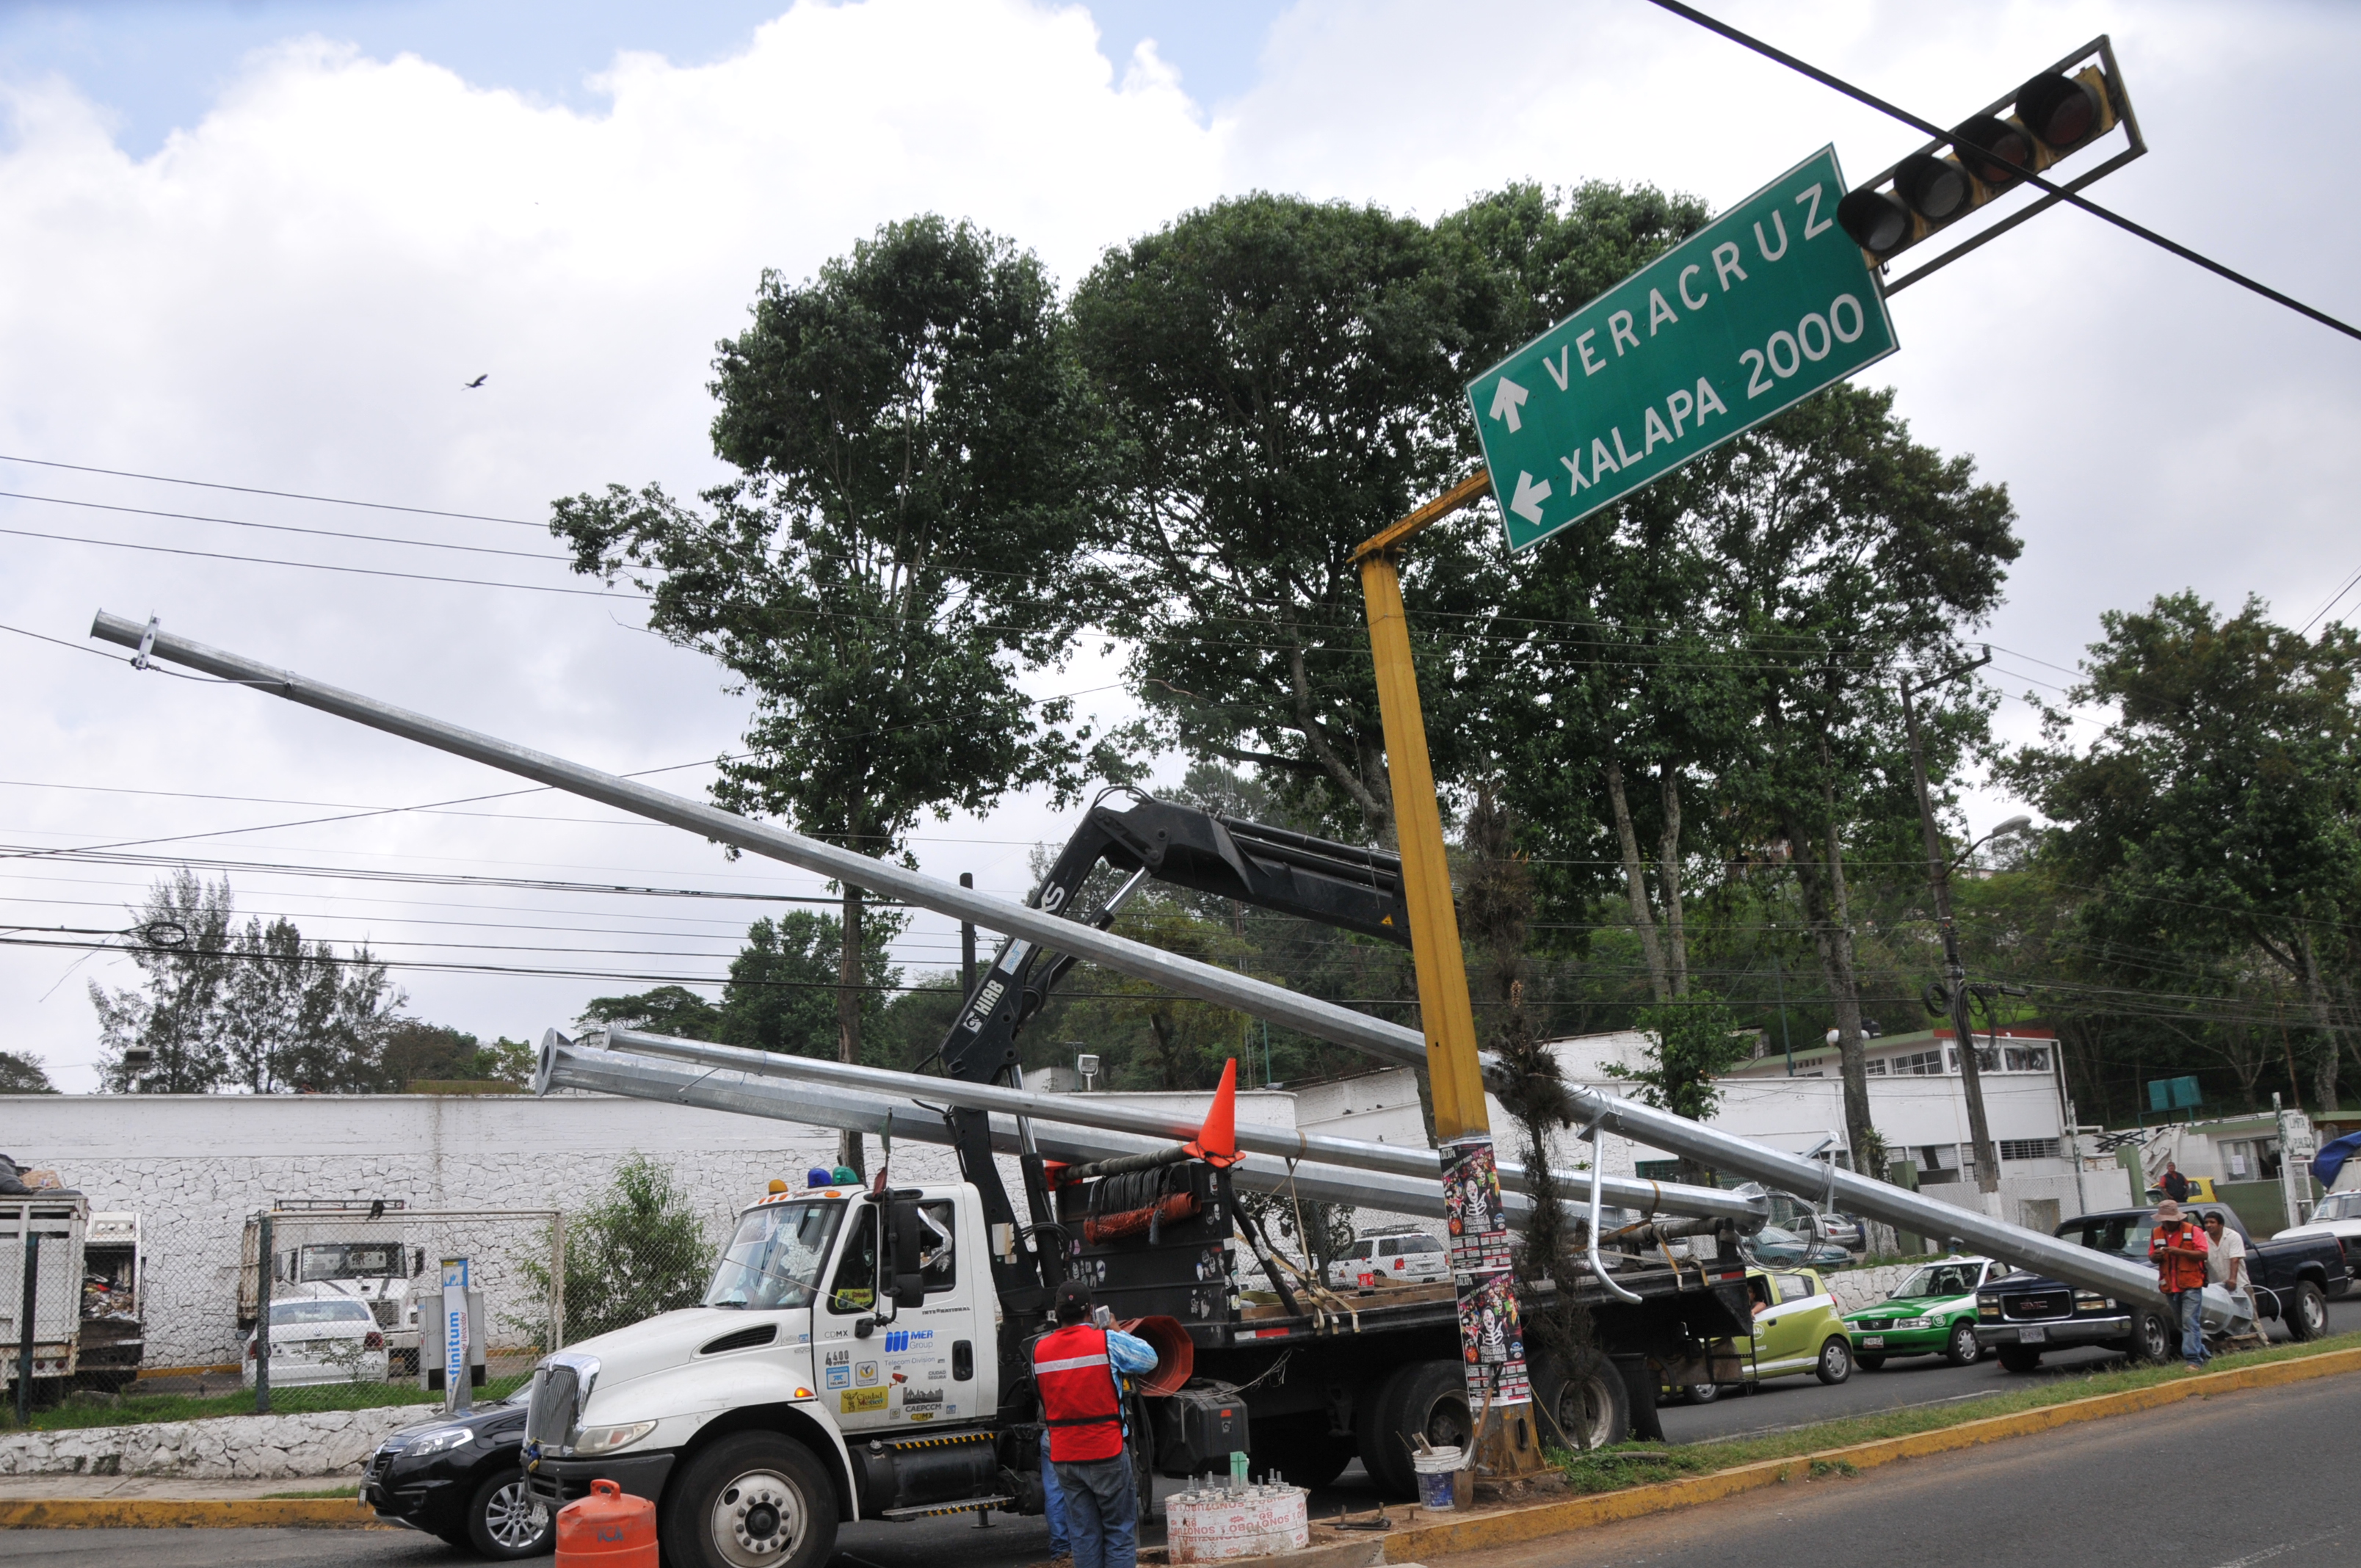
[1380,1345,2361,1561]
[0,1498,385,1530]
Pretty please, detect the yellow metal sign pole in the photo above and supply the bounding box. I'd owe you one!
[1356,468,1544,1481]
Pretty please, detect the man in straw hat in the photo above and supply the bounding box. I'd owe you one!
[2147,1199,2211,1370]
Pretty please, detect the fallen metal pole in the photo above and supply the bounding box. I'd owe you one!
[592,1026,1765,1227]
[538,1034,1692,1242]
[98,613,2221,1324]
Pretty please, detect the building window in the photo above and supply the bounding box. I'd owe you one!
[1997,1138,2061,1161]
[2222,1139,2282,1180]
[1864,1059,1887,1075]
[2003,1045,2053,1072]
[1635,1159,1684,1181]
[1946,1046,2001,1074]
[1890,1049,1945,1076]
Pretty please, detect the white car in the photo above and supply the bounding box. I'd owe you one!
[243,1293,391,1387]
[1327,1232,1451,1288]
[2276,1189,2361,1294]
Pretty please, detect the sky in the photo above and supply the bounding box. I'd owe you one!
[2,0,2356,1093]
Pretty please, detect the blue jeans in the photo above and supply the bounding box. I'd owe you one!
[2170,1288,2208,1365]
[1052,1453,1136,1568]
[1041,1431,1069,1556]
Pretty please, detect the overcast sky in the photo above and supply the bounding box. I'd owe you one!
[3,0,2355,1092]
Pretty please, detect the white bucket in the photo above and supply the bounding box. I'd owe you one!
[1164,1482,1311,1562]
[1411,1445,1462,1511]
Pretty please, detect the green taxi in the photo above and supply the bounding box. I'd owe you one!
[1843,1257,2002,1368]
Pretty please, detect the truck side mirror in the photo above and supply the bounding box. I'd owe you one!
[883,1197,928,1310]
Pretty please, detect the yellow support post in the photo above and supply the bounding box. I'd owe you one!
[1356,468,1543,1482]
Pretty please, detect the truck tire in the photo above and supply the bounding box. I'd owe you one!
[1996,1347,2042,1373]
[661,1431,838,1568]
[1814,1337,1853,1385]
[2128,1309,2175,1365]
[1534,1360,1628,1453]
[2285,1280,2329,1342]
[1250,1415,1354,1491]
[1360,1362,1470,1500]
[1943,1322,1982,1367]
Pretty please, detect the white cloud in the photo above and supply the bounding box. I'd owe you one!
[3,0,2356,1090]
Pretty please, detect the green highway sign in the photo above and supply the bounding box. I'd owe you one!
[1467,146,1898,553]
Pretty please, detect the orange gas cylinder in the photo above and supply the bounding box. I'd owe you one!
[556,1478,658,1568]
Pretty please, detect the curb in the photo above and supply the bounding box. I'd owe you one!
[1379,1345,2361,1561]
[0,1497,384,1529]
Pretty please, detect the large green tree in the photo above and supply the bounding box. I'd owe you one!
[554,216,1131,1172]
[2001,594,2361,1109]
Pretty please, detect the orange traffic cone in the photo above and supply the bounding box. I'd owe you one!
[1185,1058,1243,1167]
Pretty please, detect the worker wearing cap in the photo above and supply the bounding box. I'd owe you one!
[1034,1280,1158,1568]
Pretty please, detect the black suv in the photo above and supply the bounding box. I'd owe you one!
[362,1396,554,1558]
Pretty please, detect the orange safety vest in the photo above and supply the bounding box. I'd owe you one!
[2150,1221,2209,1293]
[1034,1324,1124,1463]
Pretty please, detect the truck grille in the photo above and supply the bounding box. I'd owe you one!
[2003,1291,2071,1320]
[526,1364,578,1448]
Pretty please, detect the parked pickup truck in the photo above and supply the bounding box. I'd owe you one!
[1976,1203,2346,1371]
[2272,1188,2361,1293]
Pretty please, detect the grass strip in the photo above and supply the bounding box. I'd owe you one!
[1551,1329,2361,1495]
[1,1374,531,1433]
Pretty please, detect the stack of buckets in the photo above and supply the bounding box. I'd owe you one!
[556,1478,658,1567]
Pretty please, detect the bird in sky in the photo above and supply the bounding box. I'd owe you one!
[463,374,487,388]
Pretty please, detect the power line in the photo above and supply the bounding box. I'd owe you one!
[0,490,570,562]
[0,452,542,527]
[1644,0,2361,344]
[0,523,642,600]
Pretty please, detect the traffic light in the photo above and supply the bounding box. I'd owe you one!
[1837,41,2136,269]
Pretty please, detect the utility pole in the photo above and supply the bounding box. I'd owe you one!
[1353,468,1544,1480]
[1900,652,2005,1212]
[959,872,977,997]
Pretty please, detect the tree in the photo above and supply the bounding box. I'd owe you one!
[1070,192,1504,841]
[218,915,402,1094]
[2001,593,2361,1108]
[717,910,900,1061]
[381,1024,536,1088]
[89,870,236,1092]
[554,215,1131,1174]
[523,1154,714,1345]
[578,986,722,1039]
[0,1050,56,1094]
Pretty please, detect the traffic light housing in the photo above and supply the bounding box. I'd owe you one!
[1837,38,2143,278]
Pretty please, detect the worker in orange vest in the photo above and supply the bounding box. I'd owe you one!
[1034,1280,1158,1568]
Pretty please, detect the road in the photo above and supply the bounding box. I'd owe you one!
[5,1298,2353,1567]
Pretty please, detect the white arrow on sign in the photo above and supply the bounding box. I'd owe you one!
[1508,471,1551,526]
[1489,377,1529,434]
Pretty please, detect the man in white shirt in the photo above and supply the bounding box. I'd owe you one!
[2201,1210,2248,1291]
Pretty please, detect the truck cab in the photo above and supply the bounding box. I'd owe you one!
[524,1179,1001,1568]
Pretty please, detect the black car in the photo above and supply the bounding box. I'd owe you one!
[362,1396,554,1558]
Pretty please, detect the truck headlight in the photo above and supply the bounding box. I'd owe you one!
[572,1421,658,1457]
[1977,1300,1999,1321]
[2073,1291,2114,1312]
[405,1426,474,1456]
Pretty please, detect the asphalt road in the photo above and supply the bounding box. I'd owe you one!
[6,1297,2354,1567]
[1443,1371,2361,1568]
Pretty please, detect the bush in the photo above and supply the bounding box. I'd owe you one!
[516,1155,716,1348]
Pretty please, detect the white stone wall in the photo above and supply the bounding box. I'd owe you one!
[3,1092,969,1371]
[0,1404,421,1478]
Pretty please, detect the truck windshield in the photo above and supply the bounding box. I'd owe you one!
[705,1200,845,1310]
[298,1244,404,1281]
[2071,1217,2155,1258]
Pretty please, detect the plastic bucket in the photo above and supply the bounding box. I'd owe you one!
[1412,1446,1462,1511]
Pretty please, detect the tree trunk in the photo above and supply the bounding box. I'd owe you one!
[1785,809,1873,1170]
[1605,761,1670,1003]
[2299,932,2342,1112]
[1658,763,1689,999]
[836,881,867,1177]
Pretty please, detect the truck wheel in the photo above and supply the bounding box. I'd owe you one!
[1943,1323,1982,1367]
[1535,1360,1628,1452]
[2285,1281,2329,1342]
[662,1432,838,1568]
[465,1469,554,1560]
[1996,1347,2042,1373]
[2129,1310,2175,1365]
[1360,1362,1469,1500]
[1814,1337,1852,1385]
